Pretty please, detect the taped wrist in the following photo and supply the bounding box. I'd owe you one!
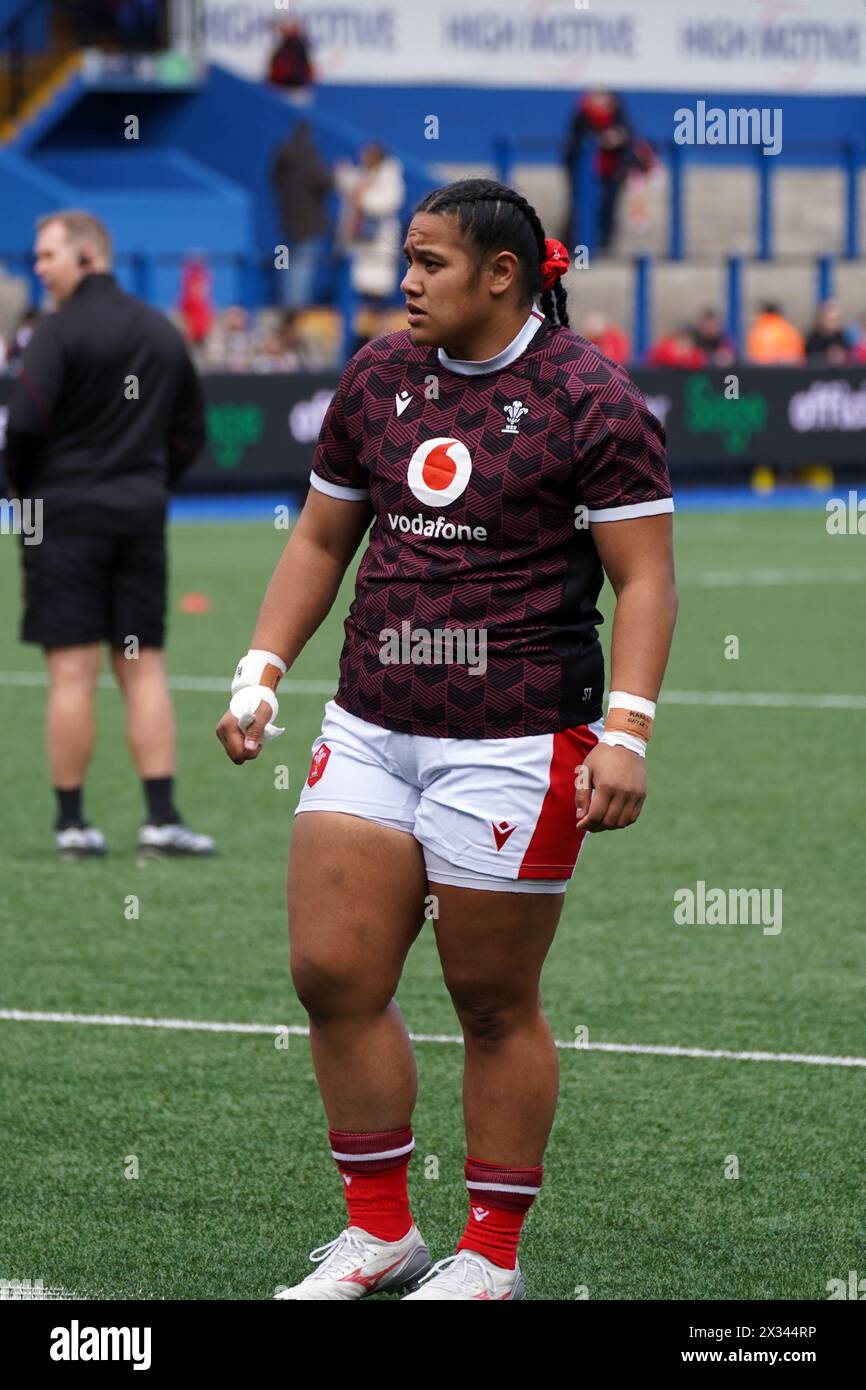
[231,649,287,695]
[230,649,287,740]
[602,691,656,757]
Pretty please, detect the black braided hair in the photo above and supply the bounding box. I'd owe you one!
[413,177,570,328]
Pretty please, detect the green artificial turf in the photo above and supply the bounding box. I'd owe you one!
[0,507,863,1300]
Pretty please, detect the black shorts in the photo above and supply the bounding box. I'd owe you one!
[20,524,167,649]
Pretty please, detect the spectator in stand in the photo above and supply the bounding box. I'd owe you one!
[334,142,406,354]
[252,311,319,373]
[271,119,334,312]
[849,310,866,362]
[563,89,632,252]
[691,308,736,366]
[647,325,707,369]
[268,19,314,98]
[177,257,214,348]
[202,305,256,372]
[581,310,630,365]
[746,302,804,364]
[804,299,849,364]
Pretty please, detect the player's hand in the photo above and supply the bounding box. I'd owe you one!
[575,742,646,832]
[215,701,272,764]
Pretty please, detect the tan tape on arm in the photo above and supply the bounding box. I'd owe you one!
[260,662,284,692]
[604,707,654,742]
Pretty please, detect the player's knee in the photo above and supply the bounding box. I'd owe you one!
[445,979,525,1046]
[47,651,100,686]
[290,951,394,1022]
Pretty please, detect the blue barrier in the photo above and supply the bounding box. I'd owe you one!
[633,255,650,360]
[500,133,865,262]
[726,256,743,355]
[0,245,855,368]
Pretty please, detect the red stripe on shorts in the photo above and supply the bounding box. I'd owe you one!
[517,722,600,879]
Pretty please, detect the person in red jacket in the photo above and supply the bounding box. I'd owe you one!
[268,19,314,91]
[177,257,213,346]
[563,89,632,251]
[582,310,630,365]
[647,327,707,369]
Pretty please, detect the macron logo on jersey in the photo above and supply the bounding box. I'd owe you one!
[395,390,412,417]
[492,821,517,850]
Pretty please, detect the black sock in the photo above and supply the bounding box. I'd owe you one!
[55,787,83,829]
[143,777,180,825]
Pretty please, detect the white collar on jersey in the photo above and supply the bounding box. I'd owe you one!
[436,307,546,375]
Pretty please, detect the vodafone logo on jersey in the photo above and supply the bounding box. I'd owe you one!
[407,437,472,508]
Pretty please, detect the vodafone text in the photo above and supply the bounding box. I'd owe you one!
[387,510,488,542]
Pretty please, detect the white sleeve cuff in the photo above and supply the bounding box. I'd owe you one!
[588,497,674,523]
[309,470,371,502]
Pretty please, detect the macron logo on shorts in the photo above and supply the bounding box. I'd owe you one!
[492,821,517,851]
[307,744,331,787]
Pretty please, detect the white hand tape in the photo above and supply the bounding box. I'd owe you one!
[229,685,285,741]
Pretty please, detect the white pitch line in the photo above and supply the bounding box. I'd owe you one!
[0,670,336,694]
[663,690,866,710]
[694,567,866,587]
[0,672,863,710]
[0,1009,863,1069]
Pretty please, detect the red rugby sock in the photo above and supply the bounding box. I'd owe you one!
[455,1153,544,1270]
[328,1123,415,1242]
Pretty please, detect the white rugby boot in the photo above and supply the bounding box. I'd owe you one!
[136,822,215,857]
[401,1250,526,1300]
[55,824,106,859]
[273,1223,432,1301]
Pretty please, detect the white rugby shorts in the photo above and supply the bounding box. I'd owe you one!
[293,698,604,894]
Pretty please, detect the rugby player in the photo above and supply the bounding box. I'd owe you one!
[216,178,677,1300]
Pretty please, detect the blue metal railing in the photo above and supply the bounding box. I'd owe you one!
[497,133,865,263]
[633,254,845,360]
[0,246,366,365]
[0,246,853,367]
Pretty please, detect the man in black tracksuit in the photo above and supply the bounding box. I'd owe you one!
[4,209,215,858]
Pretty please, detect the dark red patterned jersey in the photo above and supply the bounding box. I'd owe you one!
[309,308,672,738]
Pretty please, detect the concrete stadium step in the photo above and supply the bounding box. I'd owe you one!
[433,161,866,262]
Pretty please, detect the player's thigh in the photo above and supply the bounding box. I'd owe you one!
[288,810,429,1012]
[430,883,565,1013]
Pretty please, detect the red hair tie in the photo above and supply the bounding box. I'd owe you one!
[539,237,570,291]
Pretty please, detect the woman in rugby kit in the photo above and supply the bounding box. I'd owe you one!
[216,178,677,1301]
